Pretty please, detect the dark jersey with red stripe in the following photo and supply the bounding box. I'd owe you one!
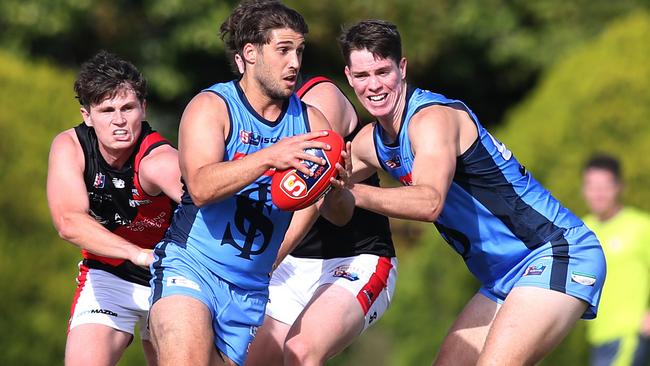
[74,121,175,285]
[290,75,395,258]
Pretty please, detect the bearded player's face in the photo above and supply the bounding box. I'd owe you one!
[253,28,305,100]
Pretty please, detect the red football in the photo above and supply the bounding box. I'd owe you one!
[271,130,345,211]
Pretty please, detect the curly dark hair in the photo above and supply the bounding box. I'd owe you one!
[219,0,308,75]
[74,50,147,109]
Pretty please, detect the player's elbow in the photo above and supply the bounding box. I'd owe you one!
[54,214,78,242]
[187,184,216,208]
[420,207,440,223]
[189,191,209,208]
[419,189,442,223]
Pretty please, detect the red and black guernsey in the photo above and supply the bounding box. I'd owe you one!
[74,121,175,286]
[291,75,395,258]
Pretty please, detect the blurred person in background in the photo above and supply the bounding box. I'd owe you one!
[46,50,183,366]
[582,153,650,366]
[245,74,397,366]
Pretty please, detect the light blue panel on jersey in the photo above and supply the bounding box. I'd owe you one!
[165,80,310,291]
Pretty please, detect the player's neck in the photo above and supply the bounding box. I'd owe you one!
[596,203,623,222]
[238,76,285,121]
[98,144,135,169]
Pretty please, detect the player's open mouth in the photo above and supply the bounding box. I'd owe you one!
[368,94,387,102]
[113,129,130,140]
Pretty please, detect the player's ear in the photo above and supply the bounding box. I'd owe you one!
[80,106,92,126]
[344,66,353,87]
[399,57,407,80]
[234,54,245,74]
[141,99,147,119]
[241,43,257,65]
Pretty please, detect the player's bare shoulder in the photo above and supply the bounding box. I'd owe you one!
[180,91,230,132]
[49,128,84,167]
[409,103,477,155]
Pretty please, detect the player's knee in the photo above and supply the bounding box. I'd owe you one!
[284,337,323,366]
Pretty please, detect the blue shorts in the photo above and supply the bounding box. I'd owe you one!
[150,241,267,366]
[479,224,606,319]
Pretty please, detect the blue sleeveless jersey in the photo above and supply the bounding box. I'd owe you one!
[165,80,310,290]
[373,87,585,287]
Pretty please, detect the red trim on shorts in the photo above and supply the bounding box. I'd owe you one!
[68,263,89,333]
[355,257,392,314]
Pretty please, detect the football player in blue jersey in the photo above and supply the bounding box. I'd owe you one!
[338,19,606,365]
[147,2,353,366]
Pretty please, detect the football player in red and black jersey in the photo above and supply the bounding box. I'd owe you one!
[47,50,182,366]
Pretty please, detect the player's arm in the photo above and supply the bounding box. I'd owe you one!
[349,123,383,183]
[349,106,460,222]
[138,144,183,203]
[46,130,153,266]
[301,81,357,137]
[179,92,332,207]
[306,105,354,226]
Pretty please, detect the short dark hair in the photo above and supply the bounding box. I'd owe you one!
[339,19,402,65]
[74,50,147,110]
[220,0,308,75]
[584,153,622,181]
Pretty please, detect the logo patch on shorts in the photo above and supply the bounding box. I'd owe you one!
[77,308,119,318]
[523,264,547,276]
[333,265,359,281]
[167,276,201,291]
[369,311,378,325]
[571,272,596,286]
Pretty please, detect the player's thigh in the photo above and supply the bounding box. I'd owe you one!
[245,315,291,366]
[65,323,132,366]
[285,284,365,362]
[478,286,587,366]
[434,291,499,366]
[149,295,217,365]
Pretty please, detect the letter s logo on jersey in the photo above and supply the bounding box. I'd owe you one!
[280,172,308,199]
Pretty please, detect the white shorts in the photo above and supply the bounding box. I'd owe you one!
[266,254,398,332]
[68,263,151,340]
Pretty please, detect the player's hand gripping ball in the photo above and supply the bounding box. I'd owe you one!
[271,130,345,211]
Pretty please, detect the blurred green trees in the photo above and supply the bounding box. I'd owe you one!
[0,51,80,365]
